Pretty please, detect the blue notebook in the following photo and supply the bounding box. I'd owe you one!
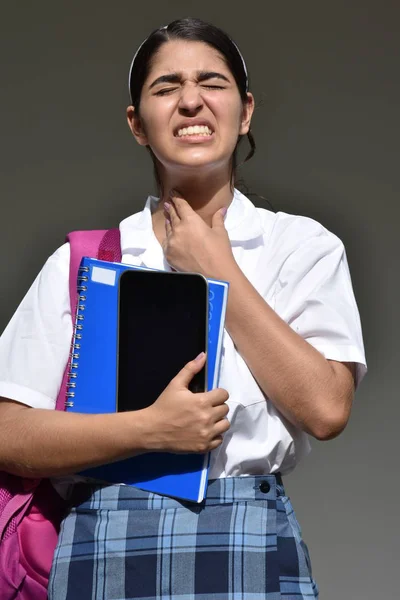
[66,257,228,502]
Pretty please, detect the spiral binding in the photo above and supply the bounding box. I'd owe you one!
[65,266,89,408]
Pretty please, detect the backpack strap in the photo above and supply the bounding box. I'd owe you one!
[55,228,122,411]
[0,478,40,541]
[0,229,122,594]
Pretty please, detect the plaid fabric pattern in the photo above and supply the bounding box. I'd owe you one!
[49,475,318,600]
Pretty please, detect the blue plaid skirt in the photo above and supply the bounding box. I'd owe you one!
[49,475,318,599]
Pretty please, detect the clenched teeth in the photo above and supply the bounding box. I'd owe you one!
[177,125,213,137]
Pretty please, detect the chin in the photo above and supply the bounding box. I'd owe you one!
[173,161,224,176]
[167,150,230,172]
[152,143,233,177]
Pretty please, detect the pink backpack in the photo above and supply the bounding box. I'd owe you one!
[0,229,121,600]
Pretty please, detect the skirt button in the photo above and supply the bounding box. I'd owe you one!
[259,480,271,493]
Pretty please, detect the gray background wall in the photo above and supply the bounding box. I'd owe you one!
[1,1,398,598]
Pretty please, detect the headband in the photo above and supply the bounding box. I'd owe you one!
[128,25,249,100]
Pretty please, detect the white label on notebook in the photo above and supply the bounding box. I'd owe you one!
[91,266,117,286]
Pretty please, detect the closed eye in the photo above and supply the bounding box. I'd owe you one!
[155,84,226,96]
[154,87,179,96]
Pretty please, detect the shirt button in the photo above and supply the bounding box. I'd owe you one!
[259,480,271,494]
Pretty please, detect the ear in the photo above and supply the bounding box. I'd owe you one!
[126,105,149,146]
[239,92,255,136]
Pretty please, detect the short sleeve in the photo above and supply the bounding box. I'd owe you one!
[274,220,367,389]
[0,243,72,408]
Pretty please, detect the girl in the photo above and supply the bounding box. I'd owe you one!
[0,17,366,600]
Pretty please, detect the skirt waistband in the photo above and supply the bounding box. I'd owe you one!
[69,474,285,511]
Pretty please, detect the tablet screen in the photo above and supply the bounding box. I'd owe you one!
[117,270,208,412]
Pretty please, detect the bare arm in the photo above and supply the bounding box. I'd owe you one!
[0,354,229,478]
[223,264,355,440]
[162,196,357,441]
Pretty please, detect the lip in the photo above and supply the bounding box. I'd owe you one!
[173,118,215,137]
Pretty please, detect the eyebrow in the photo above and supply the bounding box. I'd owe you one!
[148,71,230,89]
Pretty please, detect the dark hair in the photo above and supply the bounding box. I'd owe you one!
[128,17,256,193]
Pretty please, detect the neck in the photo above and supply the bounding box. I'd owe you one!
[155,166,235,226]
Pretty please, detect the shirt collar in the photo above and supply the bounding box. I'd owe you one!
[119,188,264,256]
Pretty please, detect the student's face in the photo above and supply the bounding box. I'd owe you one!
[127,40,254,177]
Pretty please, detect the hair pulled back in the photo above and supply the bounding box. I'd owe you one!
[128,17,256,191]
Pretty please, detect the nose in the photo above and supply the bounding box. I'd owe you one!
[178,83,203,114]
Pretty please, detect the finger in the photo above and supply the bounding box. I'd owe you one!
[165,216,172,237]
[213,418,230,436]
[212,403,230,421]
[208,423,230,449]
[208,388,230,406]
[211,206,228,229]
[164,200,180,227]
[172,352,207,388]
[208,435,224,451]
[169,192,194,220]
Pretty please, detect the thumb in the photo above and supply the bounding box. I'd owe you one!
[172,352,206,389]
[212,206,227,229]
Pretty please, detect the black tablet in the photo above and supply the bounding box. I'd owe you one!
[117,269,208,412]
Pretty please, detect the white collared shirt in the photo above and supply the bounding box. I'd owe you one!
[0,190,367,477]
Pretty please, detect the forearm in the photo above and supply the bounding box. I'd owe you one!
[0,400,151,478]
[223,266,353,439]
[0,356,230,477]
